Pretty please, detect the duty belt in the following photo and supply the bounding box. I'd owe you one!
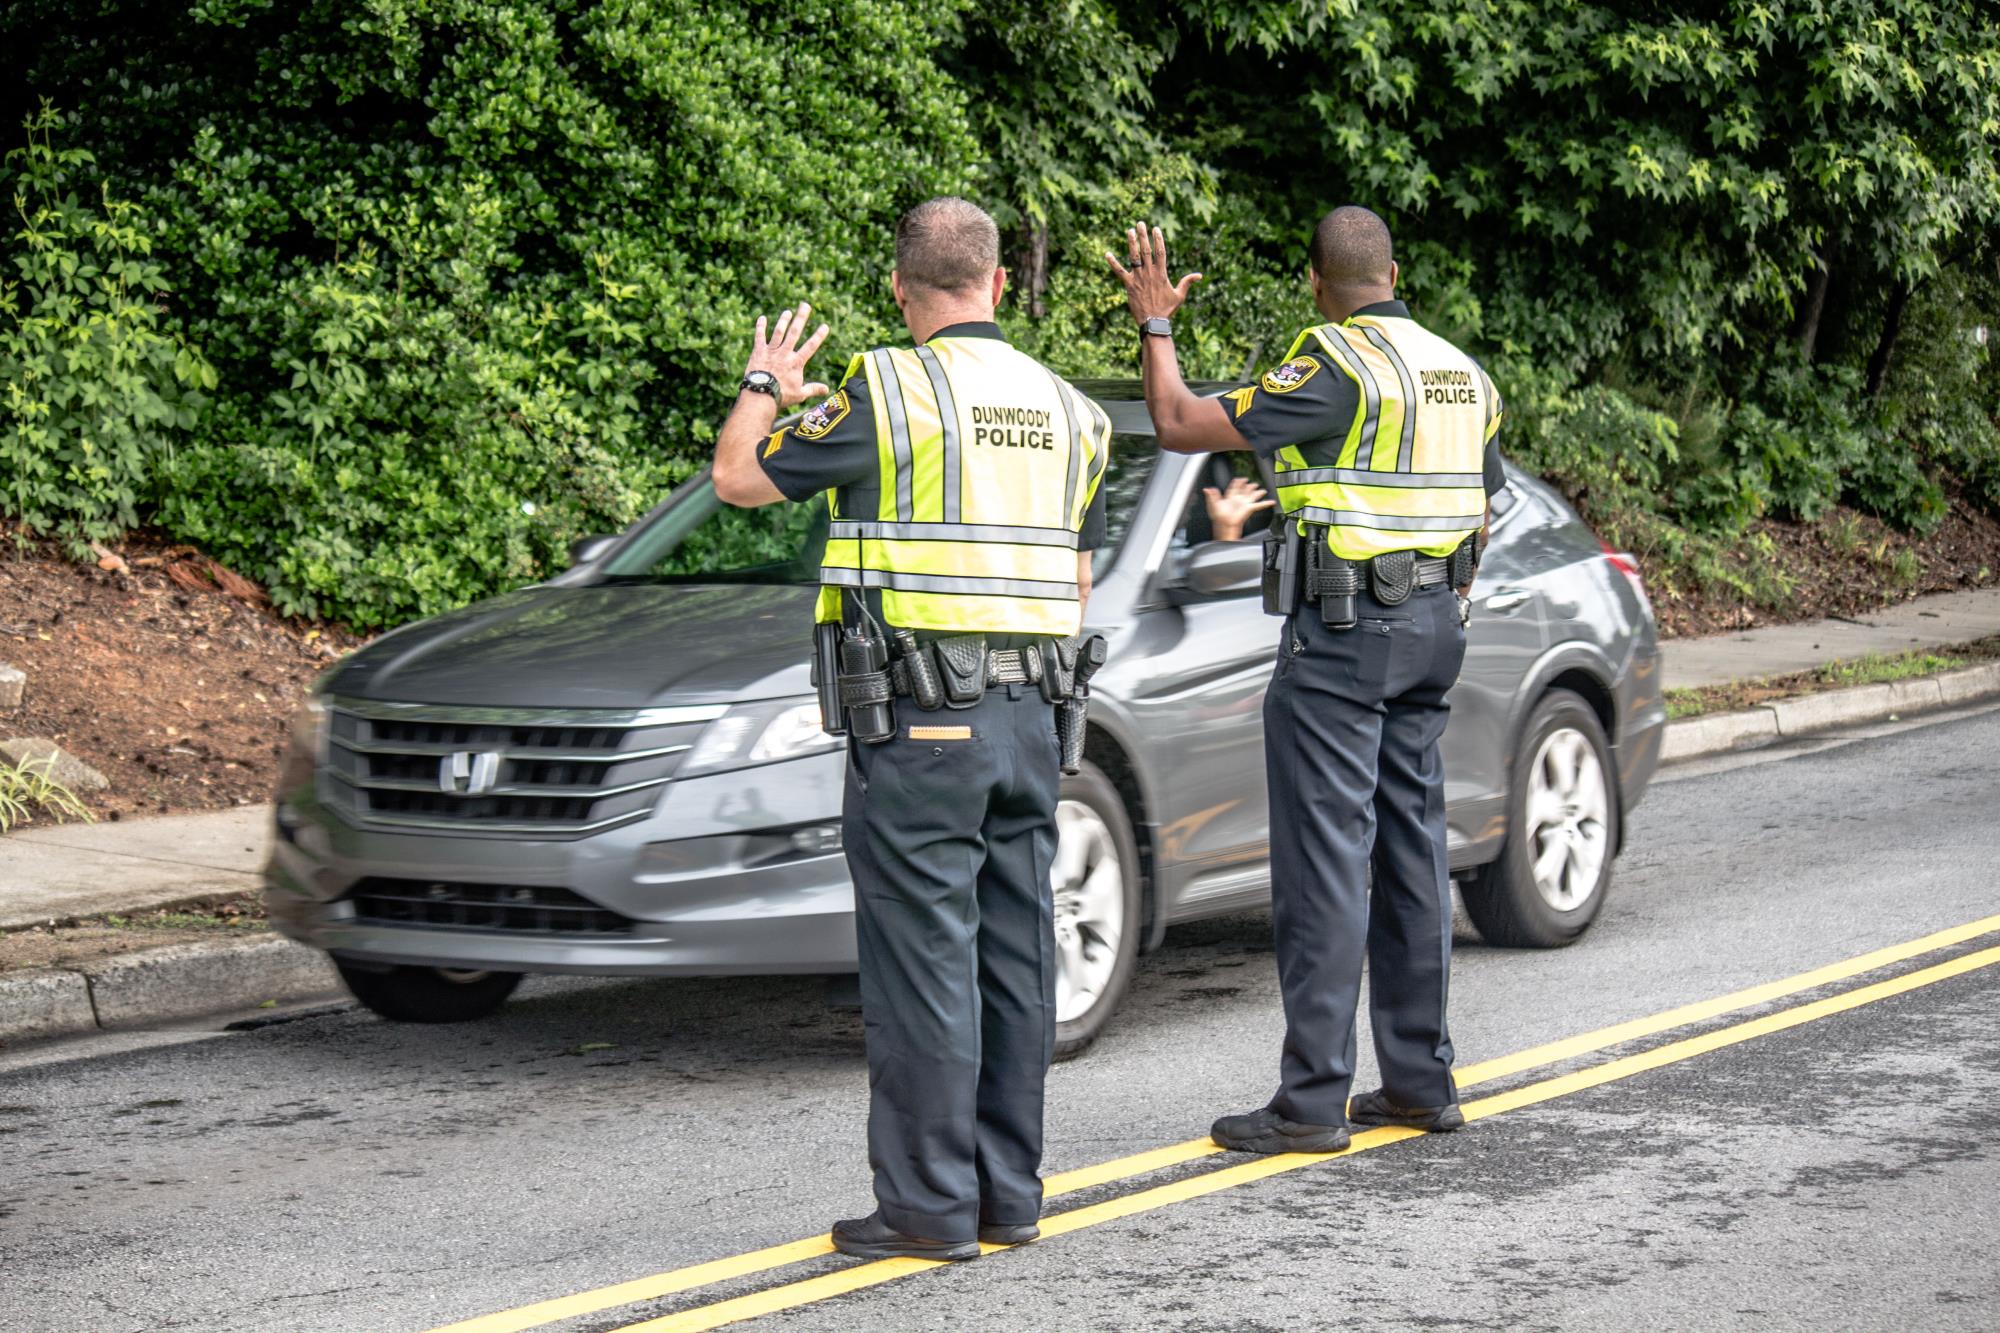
[888,643,1039,694]
[1305,554,1452,601]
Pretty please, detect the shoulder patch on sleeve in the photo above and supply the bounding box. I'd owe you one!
[1261,356,1321,394]
[1224,385,1258,419]
[796,390,852,440]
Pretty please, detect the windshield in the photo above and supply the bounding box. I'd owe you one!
[599,434,1160,585]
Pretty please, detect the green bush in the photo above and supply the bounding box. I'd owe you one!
[0,105,212,553]
[6,0,979,625]
[0,0,1995,628]
[1883,263,2000,517]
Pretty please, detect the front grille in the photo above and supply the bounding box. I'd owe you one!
[321,699,726,838]
[347,878,634,935]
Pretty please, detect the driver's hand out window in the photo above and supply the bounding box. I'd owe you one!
[1203,477,1276,542]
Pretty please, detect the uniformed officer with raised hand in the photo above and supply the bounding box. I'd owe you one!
[1107,207,1504,1153]
[713,197,1109,1259]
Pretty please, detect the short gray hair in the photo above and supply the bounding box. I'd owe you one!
[895,197,1001,295]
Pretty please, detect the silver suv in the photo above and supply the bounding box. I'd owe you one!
[267,384,1664,1056]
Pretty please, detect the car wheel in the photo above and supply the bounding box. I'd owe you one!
[1051,761,1143,1062]
[1462,688,1619,948]
[334,959,524,1023]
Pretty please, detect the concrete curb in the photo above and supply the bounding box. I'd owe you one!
[1663,661,2000,764]
[0,935,341,1047]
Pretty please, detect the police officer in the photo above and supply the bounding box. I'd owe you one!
[1107,206,1504,1152]
[712,197,1110,1257]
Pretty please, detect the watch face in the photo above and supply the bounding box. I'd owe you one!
[746,371,776,386]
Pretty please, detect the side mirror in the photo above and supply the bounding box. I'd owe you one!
[1182,540,1265,597]
[568,535,618,568]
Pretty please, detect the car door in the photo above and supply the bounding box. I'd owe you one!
[1123,454,1285,919]
[1440,473,1548,863]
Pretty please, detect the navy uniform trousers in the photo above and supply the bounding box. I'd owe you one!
[1264,580,1467,1125]
[842,683,1061,1243]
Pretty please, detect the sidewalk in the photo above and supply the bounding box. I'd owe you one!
[1659,586,2000,690]
[1,805,268,930]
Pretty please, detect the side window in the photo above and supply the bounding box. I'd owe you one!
[1175,454,1275,547]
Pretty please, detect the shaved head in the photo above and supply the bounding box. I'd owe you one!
[1309,205,1394,288]
[895,197,1001,296]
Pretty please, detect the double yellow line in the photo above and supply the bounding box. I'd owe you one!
[432,912,2000,1333]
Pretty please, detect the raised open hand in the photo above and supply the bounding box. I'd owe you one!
[1203,476,1276,542]
[1104,222,1204,325]
[744,302,832,407]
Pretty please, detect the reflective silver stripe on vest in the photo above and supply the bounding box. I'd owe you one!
[1358,325,1419,472]
[873,350,914,521]
[1085,400,1111,498]
[1048,372,1082,524]
[1273,467,1485,489]
[828,520,1080,548]
[1317,331,1382,470]
[1292,507,1486,532]
[822,568,1080,601]
[914,345,961,523]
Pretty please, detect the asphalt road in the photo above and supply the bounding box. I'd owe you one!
[3,703,1999,1332]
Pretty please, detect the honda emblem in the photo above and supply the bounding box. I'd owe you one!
[439,751,502,796]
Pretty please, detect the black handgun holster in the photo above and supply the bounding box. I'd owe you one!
[1055,635,1108,776]
[1262,521,1303,617]
[812,622,848,736]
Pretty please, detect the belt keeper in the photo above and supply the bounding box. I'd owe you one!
[837,673,891,707]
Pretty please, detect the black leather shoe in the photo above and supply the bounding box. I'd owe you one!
[1210,1106,1350,1154]
[978,1222,1039,1246]
[830,1212,979,1262]
[1347,1088,1465,1132]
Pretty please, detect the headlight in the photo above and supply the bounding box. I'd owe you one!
[679,698,840,777]
[276,694,331,795]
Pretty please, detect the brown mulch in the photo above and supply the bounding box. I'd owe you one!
[0,527,367,821]
[1649,491,2000,638]
[0,895,269,973]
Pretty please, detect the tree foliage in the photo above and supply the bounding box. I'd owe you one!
[2,0,1996,626]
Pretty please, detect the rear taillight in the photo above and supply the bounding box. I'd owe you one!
[1600,541,1650,613]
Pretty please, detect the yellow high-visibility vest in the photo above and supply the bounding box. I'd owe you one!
[815,336,1109,636]
[1271,313,1499,562]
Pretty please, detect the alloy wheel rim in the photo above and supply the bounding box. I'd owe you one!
[1524,726,1610,913]
[1051,798,1125,1025]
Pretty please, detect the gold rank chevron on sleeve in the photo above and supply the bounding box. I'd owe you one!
[813,337,1110,636]
[1269,313,1492,563]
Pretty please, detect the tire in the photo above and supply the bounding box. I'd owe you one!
[334,959,524,1023]
[1462,688,1620,948]
[1051,760,1143,1062]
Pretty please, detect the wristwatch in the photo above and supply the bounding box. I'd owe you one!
[1137,316,1174,339]
[740,370,779,398]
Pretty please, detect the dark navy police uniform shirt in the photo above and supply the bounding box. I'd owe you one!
[1223,301,1506,497]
